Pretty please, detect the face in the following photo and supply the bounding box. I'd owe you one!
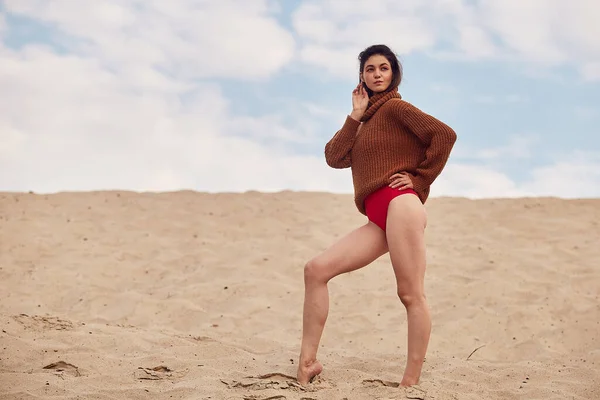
[361,54,393,93]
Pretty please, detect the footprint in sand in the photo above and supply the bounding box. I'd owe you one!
[404,387,427,400]
[362,378,401,388]
[222,372,326,392]
[43,361,81,377]
[14,314,74,331]
[241,396,318,400]
[135,365,188,380]
[362,379,427,400]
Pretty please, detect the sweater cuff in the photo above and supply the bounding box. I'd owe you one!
[342,115,361,133]
[329,115,361,149]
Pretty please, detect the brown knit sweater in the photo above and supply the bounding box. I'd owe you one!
[325,88,457,215]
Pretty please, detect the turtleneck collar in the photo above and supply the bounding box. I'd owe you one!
[360,86,401,122]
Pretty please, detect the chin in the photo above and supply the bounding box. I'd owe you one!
[370,87,387,93]
[368,83,390,93]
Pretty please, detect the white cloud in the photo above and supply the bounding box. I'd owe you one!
[0,41,353,194]
[3,0,295,80]
[292,0,600,81]
[432,155,600,200]
[292,0,437,79]
[0,1,349,195]
[432,163,523,199]
[433,142,600,199]
[455,25,497,59]
[523,152,600,198]
[0,6,353,195]
[475,1,565,64]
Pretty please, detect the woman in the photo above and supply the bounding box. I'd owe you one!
[297,44,457,387]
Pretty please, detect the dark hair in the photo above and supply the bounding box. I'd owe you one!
[358,44,403,96]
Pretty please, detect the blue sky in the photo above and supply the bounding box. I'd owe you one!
[1,1,599,198]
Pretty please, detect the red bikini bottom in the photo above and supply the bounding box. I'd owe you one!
[364,185,418,232]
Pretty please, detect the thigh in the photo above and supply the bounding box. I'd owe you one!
[385,194,427,291]
[310,221,389,282]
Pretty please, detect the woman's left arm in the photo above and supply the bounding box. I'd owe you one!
[395,101,457,193]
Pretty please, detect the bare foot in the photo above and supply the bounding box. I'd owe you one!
[296,359,323,385]
[399,376,419,387]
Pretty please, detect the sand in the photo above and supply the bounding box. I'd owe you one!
[0,190,599,399]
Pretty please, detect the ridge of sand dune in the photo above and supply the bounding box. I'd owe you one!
[1,191,599,399]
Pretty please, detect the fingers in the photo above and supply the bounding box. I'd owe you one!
[354,85,366,98]
[389,180,413,189]
[389,172,408,180]
[388,172,413,189]
[389,177,410,187]
[353,84,369,101]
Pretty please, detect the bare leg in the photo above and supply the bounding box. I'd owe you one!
[297,222,388,385]
[385,194,430,387]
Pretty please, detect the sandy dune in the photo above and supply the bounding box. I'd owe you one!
[1,190,599,399]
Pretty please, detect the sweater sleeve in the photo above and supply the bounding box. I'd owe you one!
[396,101,457,193]
[324,115,361,169]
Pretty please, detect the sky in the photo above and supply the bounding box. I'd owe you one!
[1,0,599,199]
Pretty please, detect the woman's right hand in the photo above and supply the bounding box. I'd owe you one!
[350,83,369,121]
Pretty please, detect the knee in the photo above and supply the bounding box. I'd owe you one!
[304,258,330,285]
[397,290,426,308]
